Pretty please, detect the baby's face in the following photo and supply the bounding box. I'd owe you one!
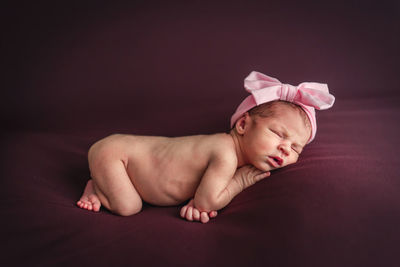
[239,105,310,172]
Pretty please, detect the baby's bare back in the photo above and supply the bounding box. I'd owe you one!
[117,133,232,206]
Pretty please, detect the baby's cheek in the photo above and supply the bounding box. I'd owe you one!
[285,156,298,166]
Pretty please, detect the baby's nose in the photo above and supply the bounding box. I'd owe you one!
[278,143,290,156]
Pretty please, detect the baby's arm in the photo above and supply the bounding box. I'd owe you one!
[222,165,270,205]
[194,146,270,208]
[196,164,269,211]
[180,165,269,223]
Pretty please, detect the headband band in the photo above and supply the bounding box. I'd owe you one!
[230,71,335,143]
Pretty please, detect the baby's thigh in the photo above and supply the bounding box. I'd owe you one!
[88,135,133,184]
[88,136,142,214]
[88,135,128,171]
[96,160,142,216]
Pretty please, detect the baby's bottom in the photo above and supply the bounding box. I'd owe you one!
[77,136,142,216]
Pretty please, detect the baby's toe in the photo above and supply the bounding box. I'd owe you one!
[92,202,100,212]
[209,211,218,218]
[186,207,193,221]
[193,209,200,221]
[180,206,188,218]
[200,212,209,223]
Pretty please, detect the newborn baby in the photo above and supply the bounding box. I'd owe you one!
[77,71,335,223]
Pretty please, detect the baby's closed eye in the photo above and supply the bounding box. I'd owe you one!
[270,129,283,138]
[291,145,302,154]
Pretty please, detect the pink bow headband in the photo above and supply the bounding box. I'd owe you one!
[230,71,335,143]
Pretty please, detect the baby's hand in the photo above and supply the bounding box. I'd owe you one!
[233,165,270,192]
[180,199,217,224]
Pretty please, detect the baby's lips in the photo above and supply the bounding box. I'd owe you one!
[276,156,283,166]
[268,156,283,167]
[267,156,278,168]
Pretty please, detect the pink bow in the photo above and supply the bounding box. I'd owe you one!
[231,71,335,143]
[244,71,335,110]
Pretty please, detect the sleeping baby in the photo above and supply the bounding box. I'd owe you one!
[77,71,335,223]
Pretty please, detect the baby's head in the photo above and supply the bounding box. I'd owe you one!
[231,100,311,171]
[230,71,335,172]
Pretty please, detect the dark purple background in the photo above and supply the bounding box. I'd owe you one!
[1,1,400,266]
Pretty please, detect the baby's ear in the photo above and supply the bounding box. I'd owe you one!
[235,113,250,135]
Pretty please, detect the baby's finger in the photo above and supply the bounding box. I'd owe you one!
[186,206,193,221]
[192,208,200,221]
[200,212,210,223]
[180,205,188,218]
[209,210,218,218]
[251,166,264,174]
[256,171,270,181]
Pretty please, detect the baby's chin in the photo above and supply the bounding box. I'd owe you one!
[253,162,274,172]
[257,159,291,172]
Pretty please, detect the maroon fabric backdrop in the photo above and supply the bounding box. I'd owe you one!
[1,1,400,266]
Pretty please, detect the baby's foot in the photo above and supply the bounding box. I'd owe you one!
[76,179,101,212]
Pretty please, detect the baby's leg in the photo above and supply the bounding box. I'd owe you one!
[77,136,142,216]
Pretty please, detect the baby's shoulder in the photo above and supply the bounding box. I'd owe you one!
[204,133,236,160]
[206,133,234,146]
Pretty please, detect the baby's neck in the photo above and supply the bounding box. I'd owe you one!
[229,131,246,168]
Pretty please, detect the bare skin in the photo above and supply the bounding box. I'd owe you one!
[77,102,310,223]
[77,180,100,212]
